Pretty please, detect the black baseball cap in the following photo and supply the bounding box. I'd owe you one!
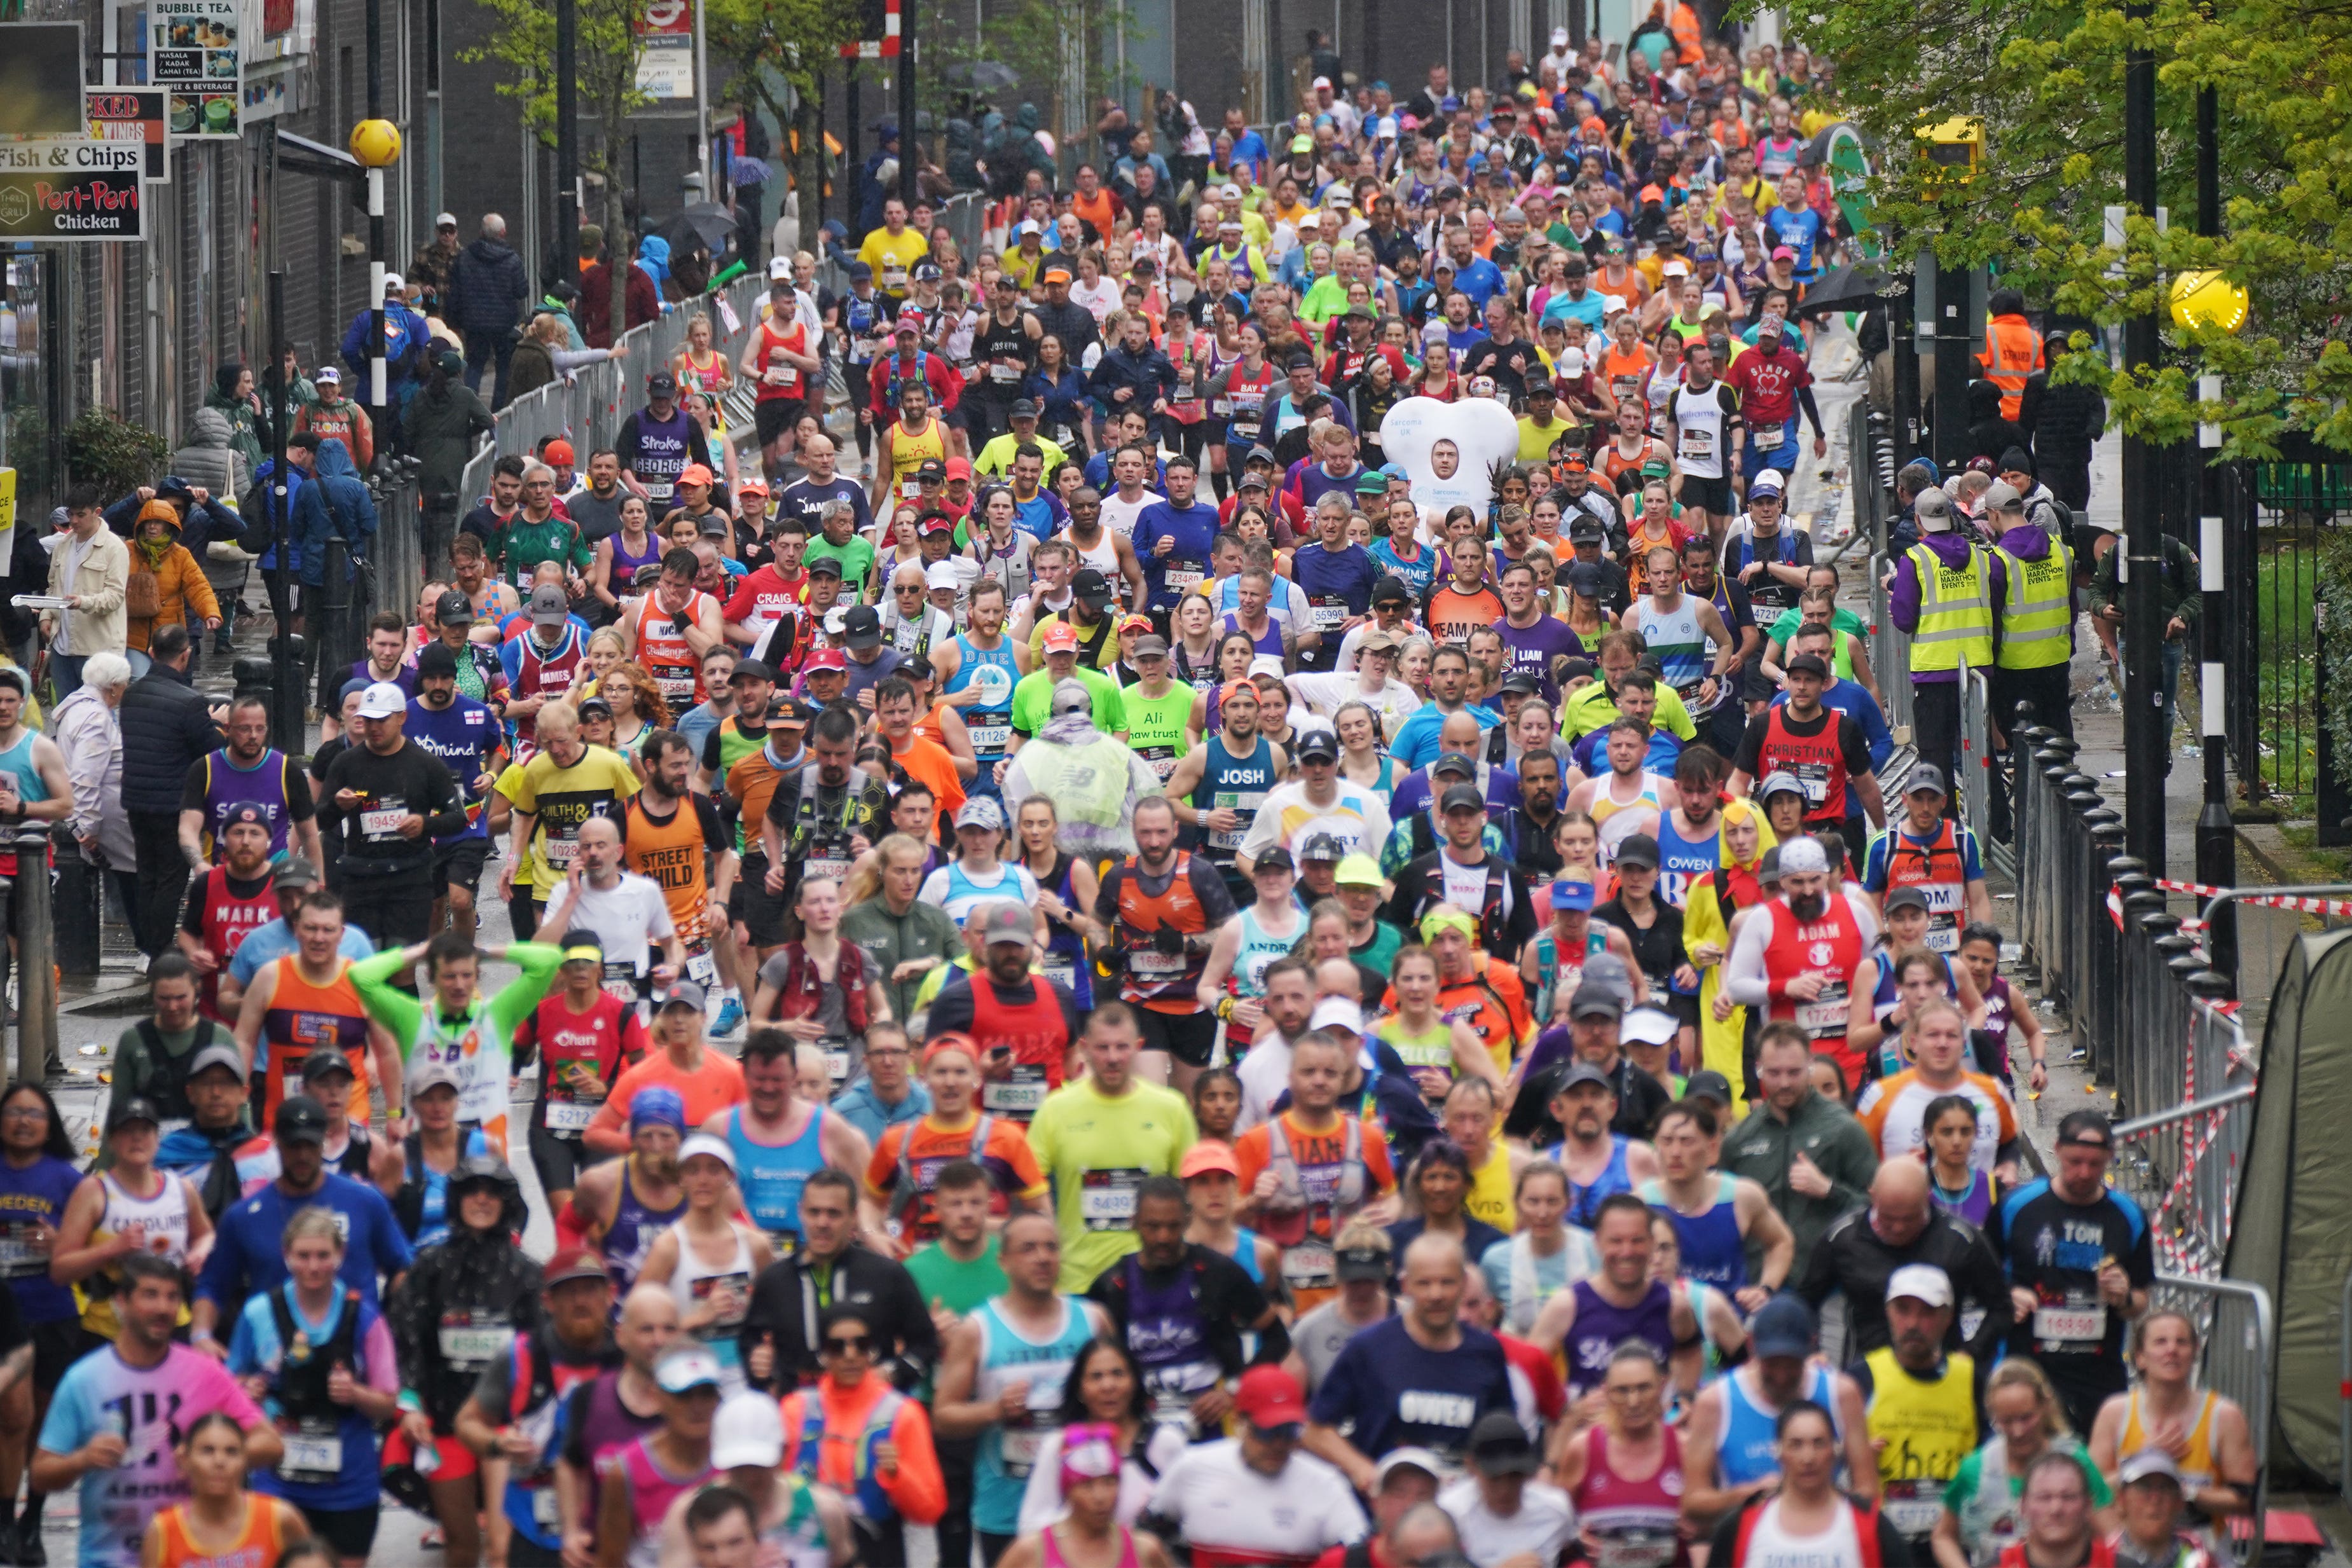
[275,1094,331,1145]
[842,605,884,650]
[805,553,844,577]
[728,659,776,685]
[1614,832,1661,869]
[434,590,476,624]
[1071,568,1114,605]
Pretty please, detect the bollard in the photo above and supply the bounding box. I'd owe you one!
[50,826,102,979]
[2184,969,2233,1001]
[316,533,351,716]
[11,823,57,1087]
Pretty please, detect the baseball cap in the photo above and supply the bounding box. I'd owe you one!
[546,439,576,467]
[925,561,961,592]
[1234,1366,1308,1427]
[107,1096,162,1132]
[914,458,947,483]
[1289,133,1314,153]
[1310,996,1365,1035]
[1915,487,1957,532]
[434,589,476,624]
[1757,771,1807,802]
[409,1057,465,1097]
[272,858,318,890]
[544,1245,611,1288]
[1984,480,2026,513]
[712,1391,787,1468]
[1179,1142,1242,1181]
[2056,1110,2114,1149]
[1132,634,1170,659]
[1749,469,1785,497]
[1440,783,1487,815]
[1300,832,1349,862]
[1568,984,1624,1021]
[1684,1069,1736,1107]
[657,979,708,1014]
[528,584,570,625]
[1376,1448,1445,1489]
[355,682,406,720]
[1750,1295,1817,1359]
[1886,1263,1954,1309]
[727,659,776,687]
[1622,1006,1678,1047]
[956,797,1005,832]
[1071,568,1114,605]
[1359,629,1403,657]
[842,605,885,650]
[1429,752,1476,780]
[1295,726,1340,761]
[1467,1411,1539,1476]
[1041,620,1080,654]
[187,1042,248,1082]
[436,210,458,228]
[1785,652,1831,678]
[678,1132,739,1174]
[1906,764,1949,797]
[1334,853,1384,889]
[804,553,844,577]
[1549,1060,1615,1097]
[1499,670,1542,696]
[1883,886,1930,916]
[2119,1450,2186,1489]
[768,255,794,280]
[655,1345,726,1395]
[1614,832,1661,869]
[1050,678,1094,717]
[274,1094,331,1144]
[975,902,1036,949]
[647,371,679,397]
[315,365,341,383]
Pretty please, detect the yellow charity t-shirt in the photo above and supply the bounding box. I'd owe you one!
[1025,1075,1197,1291]
[499,745,642,895]
[857,228,930,291]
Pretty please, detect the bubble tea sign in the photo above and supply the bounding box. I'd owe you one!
[149,0,241,139]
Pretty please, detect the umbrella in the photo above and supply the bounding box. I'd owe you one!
[1791,261,1895,319]
[663,202,737,254]
[944,60,1019,93]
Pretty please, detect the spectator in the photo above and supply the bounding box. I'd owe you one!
[50,650,139,928]
[410,210,463,313]
[337,276,433,435]
[121,502,222,675]
[447,212,532,406]
[405,350,497,512]
[581,231,663,348]
[118,622,226,963]
[40,482,131,701]
[291,437,381,624]
[202,362,268,475]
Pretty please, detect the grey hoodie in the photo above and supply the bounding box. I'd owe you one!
[170,407,249,505]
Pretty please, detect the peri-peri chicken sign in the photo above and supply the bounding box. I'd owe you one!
[0,137,146,239]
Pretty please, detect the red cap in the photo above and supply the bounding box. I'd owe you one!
[544,1246,610,1287]
[944,456,973,481]
[803,647,848,672]
[1233,1366,1308,1426]
[1042,621,1080,652]
[545,439,576,466]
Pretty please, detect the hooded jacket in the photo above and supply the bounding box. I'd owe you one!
[447,232,531,335]
[171,407,251,506]
[405,362,497,499]
[291,437,381,586]
[203,366,267,474]
[385,1162,542,1427]
[1682,797,1779,1113]
[124,502,222,652]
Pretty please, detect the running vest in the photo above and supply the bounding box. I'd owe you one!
[1220,362,1277,444]
[263,1283,366,1488]
[669,1225,754,1390]
[1639,1174,1747,1289]
[721,1104,830,1256]
[602,1160,687,1295]
[1754,706,1850,822]
[151,1497,292,1568]
[1718,1363,1841,1487]
[191,867,276,1020]
[1193,734,1279,870]
[1862,1347,1979,1539]
[1554,1134,1636,1230]
[888,413,947,500]
[1592,772,1667,855]
[613,1435,717,1568]
[1574,1423,1686,1568]
[1234,904,1303,1000]
[79,1169,195,1338]
[975,314,1035,396]
[512,625,588,746]
[498,1329,615,1549]
[970,974,1071,1120]
[258,957,371,1122]
[790,1384,912,1537]
[973,1295,1096,1534]
[1124,684,1193,782]
[635,592,720,711]
[1669,382,1731,478]
[1114,851,1214,1009]
[883,1113,999,1240]
[1993,540,2072,670]
[1374,1012,1457,1092]
[1877,819,1970,952]
[1532,924,1611,1026]
[622,794,715,949]
[1260,1113,1371,1298]
[1763,897,1868,1074]
[750,319,809,401]
[1564,1278,1674,1398]
[1905,543,1995,672]
[945,635,1019,757]
[1117,1253,1226,1429]
[1654,814,1721,911]
[191,748,299,858]
[1635,595,1710,694]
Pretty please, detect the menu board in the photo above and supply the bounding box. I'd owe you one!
[149,0,240,139]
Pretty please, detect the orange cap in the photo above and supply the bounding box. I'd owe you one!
[1179,1141,1241,1179]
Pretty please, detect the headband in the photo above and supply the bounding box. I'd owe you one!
[1420,909,1478,944]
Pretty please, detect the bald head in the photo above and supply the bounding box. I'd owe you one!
[577,816,622,848]
[1393,1504,1461,1559]
[1440,712,1485,753]
[1315,956,1362,1001]
[1872,1157,1932,1245]
[620,1283,678,1327]
[1402,1230,1466,1280]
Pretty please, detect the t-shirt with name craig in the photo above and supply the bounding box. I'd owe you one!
[1307,1314,1515,1468]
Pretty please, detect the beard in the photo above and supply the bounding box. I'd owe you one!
[1789,891,1828,921]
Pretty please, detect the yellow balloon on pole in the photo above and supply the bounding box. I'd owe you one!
[349,119,402,168]
[2169,270,2248,334]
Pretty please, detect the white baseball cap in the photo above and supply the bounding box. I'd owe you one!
[355,682,407,720]
[1309,996,1365,1035]
[768,256,794,280]
[925,561,961,591]
[711,1390,785,1468]
[1886,1263,1954,1309]
[677,1132,738,1174]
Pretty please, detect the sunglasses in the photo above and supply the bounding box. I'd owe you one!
[823,1332,873,1357]
[1249,1421,1304,1443]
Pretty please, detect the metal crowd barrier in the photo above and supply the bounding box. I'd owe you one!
[2114,999,2257,1281]
[1867,553,1916,736]
[2154,1275,2272,1567]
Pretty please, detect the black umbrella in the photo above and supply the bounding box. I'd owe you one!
[944,60,1019,93]
[1792,261,1895,318]
[663,202,737,254]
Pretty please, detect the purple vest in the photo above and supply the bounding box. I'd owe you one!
[1119,1253,1222,1412]
[602,1163,687,1296]
[198,748,297,856]
[1565,1277,1673,1399]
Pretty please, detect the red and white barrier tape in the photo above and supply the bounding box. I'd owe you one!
[2152,878,2352,916]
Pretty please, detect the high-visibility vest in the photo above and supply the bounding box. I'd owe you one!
[1993,540,2073,669]
[1905,542,1995,672]
[1977,315,2044,421]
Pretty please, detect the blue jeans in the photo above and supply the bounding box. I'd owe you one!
[49,654,86,703]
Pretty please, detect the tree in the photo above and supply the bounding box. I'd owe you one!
[705,0,862,258]
[463,0,652,341]
[1764,0,2352,455]
[916,0,1142,174]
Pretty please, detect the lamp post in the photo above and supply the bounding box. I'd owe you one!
[350,118,402,467]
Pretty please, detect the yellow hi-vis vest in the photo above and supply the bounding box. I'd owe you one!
[1905,542,1995,672]
[1993,539,2073,669]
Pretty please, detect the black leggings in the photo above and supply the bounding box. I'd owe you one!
[844,364,876,455]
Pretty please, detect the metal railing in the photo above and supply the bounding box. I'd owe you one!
[2155,1274,2271,1567]
[2113,998,2258,1282]
[1866,551,1916,737]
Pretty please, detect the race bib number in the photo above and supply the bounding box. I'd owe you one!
[1679,428,1714,460]
[1794,761,1831,804]
[824,1044,853,1085]
[1130,949,1186,977]
[1080,1168,1145,1230]
[685,949,720,989]
[1211,399,1234,416]
[439,1323,515,1368]
[1594,1537,1678,1568]
[0,1228,42,1277]
[983,1076,1049,1115]
[1000,1424,1048,1476]
[1753,423,1785,450]
[1311,596,1348,631]
[544,1101,598,1134]
[544,836,579,867]
[602,960,645,1003]
[1164,565,1204,589]
[361,806,407,839]
[1883,1495,1943,1537]
[1281,1239,1337,1291]
[989,363,1021,384]
[2033,1305,2108,1343]
[532,1489,560,1529]
[969,722,1012,752]
[279,1430,343,1478]
[806,856,852,883]
[1208,790,1265,851]
[1038,952,1076,989]
[654,670,696,702]
[1796,982,1848,1035]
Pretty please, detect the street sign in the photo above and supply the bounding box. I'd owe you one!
[86,88,167,183]
[838,0,900,58]
[149,0,241,138]
[0,146,145,240]
[633,0,694,100]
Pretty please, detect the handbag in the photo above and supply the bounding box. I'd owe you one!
[124,564,160,619]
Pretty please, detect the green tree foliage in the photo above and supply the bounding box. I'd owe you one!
[705,0,862,243]
[462,0,650,338]
[1763,0,2352,454]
